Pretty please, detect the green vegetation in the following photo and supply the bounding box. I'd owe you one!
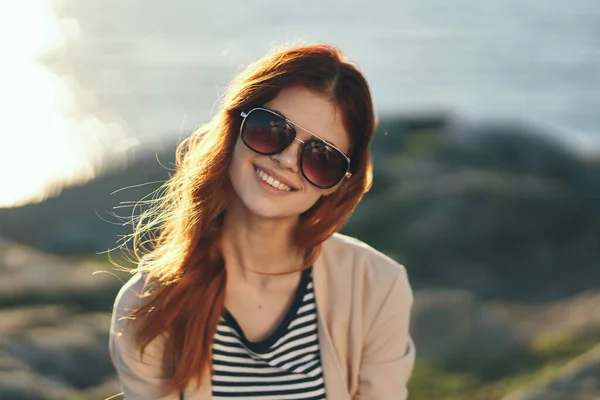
[408,332,600,399]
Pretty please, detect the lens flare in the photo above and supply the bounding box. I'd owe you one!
[0,0,127,207]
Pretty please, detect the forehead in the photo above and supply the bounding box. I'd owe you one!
[263,86,351,154]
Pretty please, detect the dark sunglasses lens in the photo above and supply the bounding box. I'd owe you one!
[301,141,349,188]
[242,110,294,154]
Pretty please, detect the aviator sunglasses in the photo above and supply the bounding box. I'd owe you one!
[239,107,352,189]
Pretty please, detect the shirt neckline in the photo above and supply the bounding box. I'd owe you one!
[222,266,312,353]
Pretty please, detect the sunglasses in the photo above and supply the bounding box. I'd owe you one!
[239,107,352,189]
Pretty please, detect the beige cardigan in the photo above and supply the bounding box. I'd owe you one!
[109,233,415,399]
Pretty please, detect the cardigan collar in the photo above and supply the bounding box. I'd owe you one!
[189,250,350,399]
[313,245,351,400]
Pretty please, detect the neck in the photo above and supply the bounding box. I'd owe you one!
[220,201,305,279]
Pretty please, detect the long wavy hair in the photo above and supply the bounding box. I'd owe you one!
[127,43,376,396]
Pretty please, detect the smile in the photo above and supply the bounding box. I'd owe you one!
[255,167,294,192]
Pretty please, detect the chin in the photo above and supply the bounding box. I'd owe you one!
[251,195,296,218]
[241,193,314,221]
[248,205,297,221]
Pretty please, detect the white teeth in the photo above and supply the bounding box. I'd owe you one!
[256,168,292,192]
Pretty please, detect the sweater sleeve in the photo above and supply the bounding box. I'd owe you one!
[354,266,416,400]
[109,273,180,400]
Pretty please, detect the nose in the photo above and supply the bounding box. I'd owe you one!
[271,137,303,172]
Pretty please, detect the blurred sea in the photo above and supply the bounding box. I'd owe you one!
[2,0,600,205]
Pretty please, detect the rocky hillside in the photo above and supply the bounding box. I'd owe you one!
[501,344,600,400]
[1,115,600,399]
[0,142,176,255]
[1,116,599,303]
[345,117,600,302]
[2,239,600,400]
[0,240,124,400]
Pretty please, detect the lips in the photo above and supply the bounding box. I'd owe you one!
[252,164,299,191]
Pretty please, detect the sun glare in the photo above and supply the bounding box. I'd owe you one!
[0,0,126,207]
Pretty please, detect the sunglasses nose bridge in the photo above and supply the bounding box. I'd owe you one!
[292,136,306,148]
[278,136,305,156]
[272,137,303,172]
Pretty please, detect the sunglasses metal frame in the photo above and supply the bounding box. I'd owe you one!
[239,107,352,189]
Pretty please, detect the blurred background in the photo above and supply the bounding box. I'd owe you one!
[1,0,599,399]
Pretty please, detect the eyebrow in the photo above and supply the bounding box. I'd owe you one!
[268,107,344,150]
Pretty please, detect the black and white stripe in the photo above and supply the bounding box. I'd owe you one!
[211,267,326,399]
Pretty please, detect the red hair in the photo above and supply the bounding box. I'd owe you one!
[127,43,376,396]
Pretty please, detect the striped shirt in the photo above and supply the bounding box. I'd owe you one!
[211,267,326,399]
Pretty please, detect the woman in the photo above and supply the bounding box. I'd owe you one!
[109,43,415,400]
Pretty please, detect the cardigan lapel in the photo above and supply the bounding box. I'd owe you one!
[187,252,350,399]
[313,253,351,400]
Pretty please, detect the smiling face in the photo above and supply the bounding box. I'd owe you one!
[228,86,351,220]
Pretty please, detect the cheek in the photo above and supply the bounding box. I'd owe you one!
[231,140,254,170]
[229,146,242,177]
[298,186,324,210]
[232,139,249,161]
[305,185,322,199]
[229,145,252,189]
